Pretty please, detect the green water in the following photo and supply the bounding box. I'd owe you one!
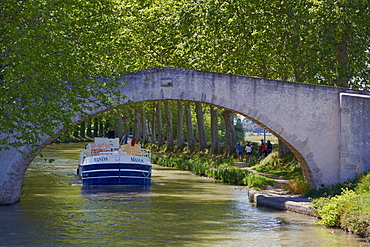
[0,143,368,246]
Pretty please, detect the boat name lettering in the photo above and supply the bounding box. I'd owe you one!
[94,157,108,162]
[131,157,144,163]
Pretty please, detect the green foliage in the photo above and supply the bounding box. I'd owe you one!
[152,152,274,188]
[305,177,361,199]
[313,188,358,227]
[312,172,370,239]
[250,150,310,193]
[3,0,370,152]
[1,0,128,151]
[252,151,301,179]
[242,172,275,189]
[178,0,370,88]
[234,118,245,143]
[285,175,310,194]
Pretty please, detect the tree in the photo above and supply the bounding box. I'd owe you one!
[176,0,370,87]
[164,101,174,149]
[234,118,245,143]
[176,101,185,148]
[1,0,128,150]
[150,102,157,143]
[133,105,142,142]
[184,103,195,150]
[221,110,236,157]
[156,102,164,147]
[140,107,148,144]
[210,105,220,155]
[195,102,207,151]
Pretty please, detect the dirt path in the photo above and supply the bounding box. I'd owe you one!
[235,162,315,216]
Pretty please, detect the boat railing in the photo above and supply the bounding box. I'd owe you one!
[120,145,140,156]
[85,143,151,158]
[79,150,85,164]
[140,149,151,158]
[86,144,112,156]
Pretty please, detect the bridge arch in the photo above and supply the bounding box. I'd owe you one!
[1,67,370,205]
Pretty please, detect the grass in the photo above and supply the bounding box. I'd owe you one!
[250,150,309,194]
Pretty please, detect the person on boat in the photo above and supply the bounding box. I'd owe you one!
[108,130,115,139]
[123,135,128,144]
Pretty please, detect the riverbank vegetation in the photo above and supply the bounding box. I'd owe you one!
[151,144,275,189]
[250,150,309,194]
[151,142,370,240]
[311,172,370,240]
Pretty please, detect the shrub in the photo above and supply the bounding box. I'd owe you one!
[285,175,310,194]
[313,188,358,227]
[242,172,275,190]
[152,152,275,187]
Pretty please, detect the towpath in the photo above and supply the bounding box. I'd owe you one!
[235,162,315,217]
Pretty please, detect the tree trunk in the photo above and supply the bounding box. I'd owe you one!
[222,110,236,157]
[195,102,207,151]
[141,107,148,144]
[86,118,92,138]
[334,39,350,87]
[156,102,164,147]
[151,103,157,143]
[133,105,141,142]
[164,101,174,149]
[176,101,185,148]
[80,120,86,138]
[115,115,123,140]
[185,103,195,151]
[93,118,99,137]
[278,139,291,158]
[99,119,104,137]
[210,106,220,155]
[73,124,79,138]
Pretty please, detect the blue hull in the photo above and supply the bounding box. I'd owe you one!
[80,163,151,186]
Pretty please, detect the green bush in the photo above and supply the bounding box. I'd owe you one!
[311,172,370,239]
[152,153,274,187]
[313,188,358,227]
[251,151,301,179]
[242,173,275,189]
[305,176,361,199]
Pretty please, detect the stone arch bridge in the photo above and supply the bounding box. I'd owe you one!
[1,67,370,205]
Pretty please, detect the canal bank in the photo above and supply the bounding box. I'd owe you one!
[248,187,314,216]
[237,164,315,217]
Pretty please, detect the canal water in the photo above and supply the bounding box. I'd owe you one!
[0,143,368,246]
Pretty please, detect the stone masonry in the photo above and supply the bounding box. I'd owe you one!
[1,67,370,205]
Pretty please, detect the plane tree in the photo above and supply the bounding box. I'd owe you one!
[1,0,132,150]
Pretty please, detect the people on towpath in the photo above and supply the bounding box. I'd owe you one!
[259,139,267,159]
[236,143,243,162]
[245,143,253,163]
[267,140,273,154]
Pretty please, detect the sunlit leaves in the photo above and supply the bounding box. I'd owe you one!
[1,0,369,151]
[1,0,127,150]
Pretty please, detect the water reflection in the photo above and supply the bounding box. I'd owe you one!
[81,185,151,196]
[0,143,367,246]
